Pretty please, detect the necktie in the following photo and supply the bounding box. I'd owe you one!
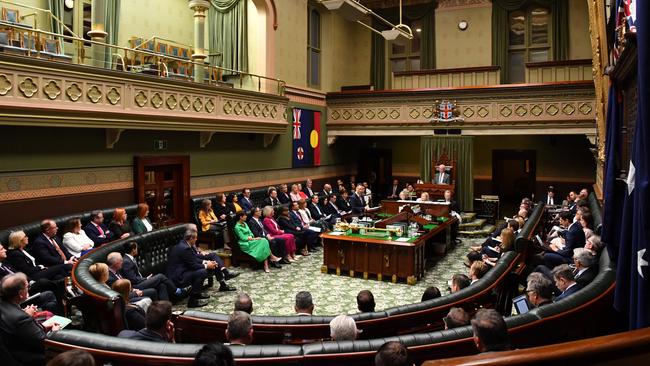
[96,223,104,236]
[0,263,14,275]
[50,237,67,262]
[113,270,122,280]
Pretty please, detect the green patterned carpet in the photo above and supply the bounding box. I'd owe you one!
[173,238,478,316]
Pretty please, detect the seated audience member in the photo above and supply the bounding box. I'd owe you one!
[288,202,320,252]
[121,242,189,301]
[213,194,233,221]
[239,188,254,212]
[106,252,157,299]
[324,193,344,217]
[277,184,292,204]
[357,289,375,313]
[30,220,76,267]
[233,211,278,273]
[421,286,441,301]
[297,183,309,200]
[108,208,132,239]
[544,186,556,206]
[198,199,220,232]
[483,227,515,267]
[322,183,334,198]
[62,217,94,257]
[295,291,315,315]
[112,279,145,331]
[234,293,253,314]
[450,273,471,293]
[578,188,589,201]
[544,211,586,268]
[416,192,430,202]
[433,164,450,185]
[585,235,603,256]
[0,273,60,366]
[465,250,483,268]
[398,189,409,201]
[387,179,401,199]
[526,272,554,308]
[297,199,326,230]
[469,261,489,283]
[444,307,471,329]
[227,193,244,214]
[441,189,461,216]
[472,219,519,252]
[6,231,69,280]
[263,187,281,207]
[336,190,353,213]
[226,311,254,345]
[276,206,309,256]
[186,223,239,284]
[375,341,412,366]
[573,248,597,287]
[290,184,303,202]
[46,349,95,366]
[247,207,285,267]
[330,314,359,341]
[132,203,154,234]
[1,243,60,314]
[91,261,152,311]
[193,343,235,366]
[262,206,297,262]
[303,179,316,197]
[308,194,332,225]
[84,211,112,246]
[167,231,215,308]
[471,309,511,353]
[580,211,595,240]
[552,264,581,301]
[118,300,175,342]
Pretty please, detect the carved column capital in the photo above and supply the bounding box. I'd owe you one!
[189,0,211,13]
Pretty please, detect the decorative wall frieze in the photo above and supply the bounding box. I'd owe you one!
[326,82,597,136]
[437,0,491,10]
[0,57,289,135]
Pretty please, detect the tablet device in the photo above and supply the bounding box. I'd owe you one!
[513,294,531,314]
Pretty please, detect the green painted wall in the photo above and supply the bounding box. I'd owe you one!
[435,5,492,69]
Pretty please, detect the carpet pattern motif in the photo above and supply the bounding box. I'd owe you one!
[173,238,480,316]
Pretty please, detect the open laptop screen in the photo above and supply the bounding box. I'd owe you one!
[513,294,531,314]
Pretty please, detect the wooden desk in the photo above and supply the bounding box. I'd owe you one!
[321,216,456,285]
[380,200,451,218]
[414,183,454,200]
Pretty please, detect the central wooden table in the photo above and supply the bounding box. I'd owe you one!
[321,216,456,285]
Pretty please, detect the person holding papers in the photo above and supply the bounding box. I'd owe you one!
[350,185,369,214]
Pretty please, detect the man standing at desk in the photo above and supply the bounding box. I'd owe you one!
[350,184,369,214]
[433,164,450,185]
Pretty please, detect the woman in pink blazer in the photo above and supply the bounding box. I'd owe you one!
[262,206,297,261]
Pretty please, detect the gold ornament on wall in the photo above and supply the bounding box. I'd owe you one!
[43,80,61,100]
[86,85,102,103]
[0,74,13,96]
[106,87,121,105]
[19,77,38,98]
[66,83,82,101]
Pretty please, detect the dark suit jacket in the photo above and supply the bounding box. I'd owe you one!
[166,241,205,286]
[30,234,71,267]
[289,210,305,227]
[349,193,366,214]
[248,217,268,237]
[117,328,167,342]
[278,216,301,236]
[6,250,42,277]
[308,203,326,220]
[263,197,281,207]
[555,283,581,301]
[324,202,340,217]
[387,184,401,198]
[239,196,254,212]
[575,266,597,288]
[84,222,112,246]
[336,198,351,212]
[107,269,123,287]
[557,222,586,258]
[121,255,144,285]
[0,261,17,279]
[302,187,315,198]
[433,172,450,184]
[278,191,291,204]
[0,301,46,366]
[108,221,132,240]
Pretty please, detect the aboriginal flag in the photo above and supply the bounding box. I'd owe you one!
[292,108,321,168]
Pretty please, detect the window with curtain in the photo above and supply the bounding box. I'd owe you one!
[389,19,422,73]
[507,6,550,83]
[307,5,321,87]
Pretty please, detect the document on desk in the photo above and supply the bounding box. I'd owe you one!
[394,237,411,242]
[329,231,345,236]
[309,226,322,233]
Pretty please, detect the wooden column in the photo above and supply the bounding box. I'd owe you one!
[189,0,210,83]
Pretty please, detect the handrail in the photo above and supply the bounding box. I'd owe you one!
[0,0,79,38]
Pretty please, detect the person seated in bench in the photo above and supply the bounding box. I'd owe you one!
[234,293,253,314]
[450,273,471,293]
[233,210,278,273]
[186,223,239,284]
[239,188,254,212]
[288,202,320,252]
[62,217,94,258]
[6,230,70,281]
[193,343,235,366]
[84,211,112,247]
[544,211,586,269]
[573,248,597,287]
[132,203,154,235]
[213,194,234,221]
[278,184,292,204]
[330,315,359,341]
[469,261,489,284]
[121,242,190,301]
[248,207,287,266]
[444,307,470,330]
[526,272,554,308]
[90,262,152,311]
[375,341,412,366]
[108,208,132,240]
[30,220,76,268]
[552,264,582,301]
[106,252,158,302]
[262,206,297,262]
[357,290,375,313]
[118,300,175,342]
[294,291,314,316]
[471,309,511,353]
[277,206,311,257]
[227,193,244,214]
[262,187,281,207]
[112,279,145,331]
[421,286,441,301]
[226,311,253,345]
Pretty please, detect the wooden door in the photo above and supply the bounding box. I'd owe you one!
[492,150,536,206]
[134,156,190,227]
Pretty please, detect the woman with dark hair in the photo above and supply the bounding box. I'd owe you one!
[62,217,94,257]
[226,193,243,213]
[580,211,594,240]
[233,211,276,273]
[193,343,234,366]
[112,279,145,331]
[213,193,232,221]
[276,206,310,256]
[108,208,132,239]
[132,203,154,234]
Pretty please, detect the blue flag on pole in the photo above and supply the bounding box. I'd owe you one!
[613,0,649,330]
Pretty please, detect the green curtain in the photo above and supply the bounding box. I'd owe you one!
[209,0,248,73]
[370,19,385,90]
[491,0,569,82]
[104,0,121,67]
[420,8,436,70]
[420,136,474,211]
[48,0,64,49]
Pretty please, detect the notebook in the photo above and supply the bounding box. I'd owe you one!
[42,315,72,329]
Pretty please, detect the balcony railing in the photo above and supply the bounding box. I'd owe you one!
[392,66,500,89]
[525,59,593,84]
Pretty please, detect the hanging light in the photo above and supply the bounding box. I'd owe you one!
[320,0,413,41]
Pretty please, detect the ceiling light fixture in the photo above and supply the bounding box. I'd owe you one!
[320,0,414,41]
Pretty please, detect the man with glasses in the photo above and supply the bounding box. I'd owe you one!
[525,272,554,307]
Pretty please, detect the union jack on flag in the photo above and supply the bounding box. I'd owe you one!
[439,101,454,120]
[292,109,302,140]
[614,0,637,60]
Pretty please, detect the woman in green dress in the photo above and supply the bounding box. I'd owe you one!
[233,210,277,273]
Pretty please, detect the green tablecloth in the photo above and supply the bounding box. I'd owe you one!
[337,230,419,243]
[423,224,439,231]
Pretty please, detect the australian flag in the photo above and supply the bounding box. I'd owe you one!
[292,108,321,168]
[612,0,649,330]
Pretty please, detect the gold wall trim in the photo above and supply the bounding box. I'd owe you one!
[285,84,327,107]
[437,0,491,11]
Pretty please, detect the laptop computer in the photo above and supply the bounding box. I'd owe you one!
[513,294,531,314]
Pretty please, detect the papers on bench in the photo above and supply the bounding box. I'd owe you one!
[394,237,411,242]
[43,315,72,329]
[309,226,322,233]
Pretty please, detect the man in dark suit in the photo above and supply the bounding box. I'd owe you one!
[166,230,214,307]
[349,185,367,214]
[302,179,315,197]
[30,220,76,267]
[433,164,451,185]
[185,224,239,285]
[324,194,344,218]
[544,211,586,268]
[239,188,254,212]
[525,273,554,308]
[262,188,281,207]
[84,211,112,246]
[0,273,60,365]
[248,207,285,266]
[106,252,159,301]
[5,231,69,281]
[288,202,319,251]
[308,195,334,228]
[321,183,333,198]
[552,264,581,301]
[335,191,352,213]
[387,179,401,199]
[117,300,174,342]
[572,248,597,287]
[121,242,190,301]
[278,184,291,204]
[544,186,556,206]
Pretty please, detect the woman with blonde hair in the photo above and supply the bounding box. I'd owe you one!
[6,230,69,280]
[112,279,145,330]
[108,208,131,239]
[262,205,297,262]
[62,217,94,257]
[132,203,154,234]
